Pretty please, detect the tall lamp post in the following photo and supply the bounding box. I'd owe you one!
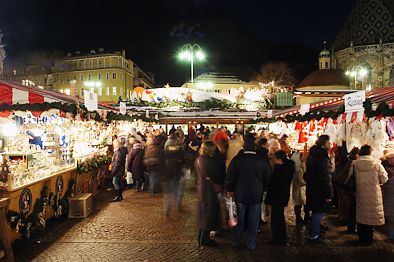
[345,65,370,91]
[177,44,205,83]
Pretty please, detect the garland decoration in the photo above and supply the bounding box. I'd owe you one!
[77,155,112,173]
[251,100,394,124]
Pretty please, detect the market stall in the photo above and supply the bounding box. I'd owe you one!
[253,87,394,157]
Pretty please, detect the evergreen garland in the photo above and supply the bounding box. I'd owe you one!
[251,100,394,124]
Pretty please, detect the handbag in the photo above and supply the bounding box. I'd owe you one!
[344,165,356,192]
[225,196,238,227]
[126,172,134,185]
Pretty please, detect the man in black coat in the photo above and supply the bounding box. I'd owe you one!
[227,134,271,250]
[305,135,334,243]
[266,150,295,246]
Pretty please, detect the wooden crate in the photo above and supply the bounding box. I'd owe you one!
[68,193,92,218]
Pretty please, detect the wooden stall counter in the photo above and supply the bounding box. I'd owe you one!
[0,165,77,243]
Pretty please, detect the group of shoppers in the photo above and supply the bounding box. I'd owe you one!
[111,124,394,250]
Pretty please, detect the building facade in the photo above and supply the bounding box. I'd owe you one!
[332,0,394,89]
[52,49,134,102]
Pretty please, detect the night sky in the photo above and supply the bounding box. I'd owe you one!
[0,0,357,85]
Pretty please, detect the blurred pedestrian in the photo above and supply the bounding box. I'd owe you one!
[163,132,185,216]
[334,147,359,233]
[196,141,222,247]
[226,133,244,170]
[111,139,126,202]
[266,150,295,246]
[305,135,334,243]
[291,151,308,225]
[349,144,388,245]
[127,141,145,192]
[227,134,271,250]
[144,130,166,194]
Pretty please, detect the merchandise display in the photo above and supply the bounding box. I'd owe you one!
[0,113,76,190]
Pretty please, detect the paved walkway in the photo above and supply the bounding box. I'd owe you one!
[7,182,394,262]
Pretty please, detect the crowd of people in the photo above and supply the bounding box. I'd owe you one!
[109,124,394,250]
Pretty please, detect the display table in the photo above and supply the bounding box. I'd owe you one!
[0,166,77,243]
[0,197,14,262]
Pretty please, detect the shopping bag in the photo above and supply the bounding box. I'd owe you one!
[126,172,134,185]
[225,196,238,227]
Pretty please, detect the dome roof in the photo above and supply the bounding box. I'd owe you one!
[299,69,349,88]
[319,49,330,57]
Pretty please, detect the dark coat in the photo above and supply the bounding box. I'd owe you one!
[257,147,270,168]
[163,138,184,183]
[112,149,126,177]
[127,146,145,180]
[227,151,271,205]
[334,159,356,223]
[305,145,333,213]
[195,155,221,231]
[266,159,295,207]
[214,148,227,187]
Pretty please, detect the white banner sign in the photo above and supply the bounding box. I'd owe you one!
[299,104,310,115]
[84,90,98,111]
[119,102,126,115]
[344,90,365,113]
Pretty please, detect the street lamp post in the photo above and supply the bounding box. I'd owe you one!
[178,44,205,83]
[345,65,370,91]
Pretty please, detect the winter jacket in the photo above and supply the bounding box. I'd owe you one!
[127,143,145,180]
[266,158,295,207]
[291,152,306,206]
[227,151,271,205]
[305,145,333,213]
[349,155,388,226]
[111,149,126,177]
[163,137,184,182]
[382,155,394,218]
[144,135,166,168]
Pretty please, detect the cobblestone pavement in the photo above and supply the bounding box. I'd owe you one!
[6,181,394,262]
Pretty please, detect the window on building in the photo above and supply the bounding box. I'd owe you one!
[80,74,84,81]
[98,59,103,67]
[113,72,117,79]
[98,87,102,96]
[98,73,101,80]
[112,87,117,96]
[120,87,123,96]
[81,88,84,97]
[107,87,110,96]
[88,74,91,80]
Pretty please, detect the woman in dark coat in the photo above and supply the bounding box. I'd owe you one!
[334,147,359,233]
[195,141,222,246]
[266,150,295,245]
[111,139,126,202]
[127,142,144,192]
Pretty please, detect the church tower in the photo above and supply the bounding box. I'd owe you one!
[319,41,331,70]
[0,30,5,79]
